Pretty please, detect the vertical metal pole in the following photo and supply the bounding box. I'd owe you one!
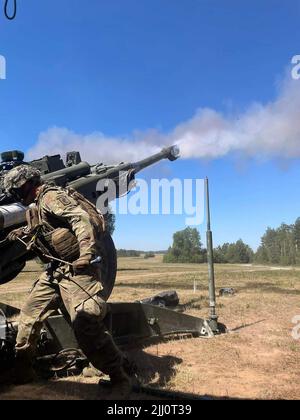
[205,177,218,332]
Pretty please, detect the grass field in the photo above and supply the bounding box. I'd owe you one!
[1,255,300,400]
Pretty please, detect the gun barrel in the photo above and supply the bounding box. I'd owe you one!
[42,161,91,186]
[0,203,27,230]
[133,145,180,173]
[66,145,180,203]
[69,145,180,187]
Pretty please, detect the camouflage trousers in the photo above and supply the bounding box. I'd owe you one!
[16,264,123,375]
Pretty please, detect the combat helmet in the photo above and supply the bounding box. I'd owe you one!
[3,164,41,195]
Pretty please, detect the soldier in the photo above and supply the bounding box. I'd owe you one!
[3,165,132,398]
[0,150,27,204]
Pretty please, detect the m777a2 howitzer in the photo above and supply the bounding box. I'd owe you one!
[0,147,224,388]
[0,146,180,297]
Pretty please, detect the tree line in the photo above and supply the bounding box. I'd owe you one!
[163,220,300,266]
[117,249,142,257]
[163,227,253,264]
[255,218,300,265]
[117,250,157,258]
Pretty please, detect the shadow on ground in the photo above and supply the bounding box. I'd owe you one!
[0,348,182,400]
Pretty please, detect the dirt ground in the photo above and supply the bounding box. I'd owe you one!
[1,256,300,400]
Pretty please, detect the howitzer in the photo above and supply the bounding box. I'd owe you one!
[0,146,180,298]
[41,145,180,204]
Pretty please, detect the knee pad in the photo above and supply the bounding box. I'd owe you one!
[74,295,107,321]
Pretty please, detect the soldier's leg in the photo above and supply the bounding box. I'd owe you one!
[15,270,59,383]
[59,272,122,372]
[59,270,131,397]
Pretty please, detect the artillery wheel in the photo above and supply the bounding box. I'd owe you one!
[98,233,117,301]
[0,261,26,285]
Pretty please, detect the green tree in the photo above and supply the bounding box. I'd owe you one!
[259,228,281,264]
[214,240,253,264]
[293,218,300,264]
[163,227,205,263]
[144,252,155,259]
[277,224,295,265]
[117,249,141,257]
[255,245,269,264]
[233,239,254,263]
[213,246,223,263]
[254,221,298,266]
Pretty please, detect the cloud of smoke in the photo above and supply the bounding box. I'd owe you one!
[27,78,300,164]
[175,78,300,160]
[27,128,160,164]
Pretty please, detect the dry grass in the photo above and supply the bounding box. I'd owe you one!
[1,256,300,400]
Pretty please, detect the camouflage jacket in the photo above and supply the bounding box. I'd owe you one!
[35,185,97,258]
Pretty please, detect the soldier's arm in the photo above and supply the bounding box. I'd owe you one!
[41,190,96,257]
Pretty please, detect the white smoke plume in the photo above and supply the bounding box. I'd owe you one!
[27,129,161,164]
[27,78,300,164]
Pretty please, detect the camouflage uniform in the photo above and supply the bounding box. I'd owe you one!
[16,185,123,375]
[3,167,124,378]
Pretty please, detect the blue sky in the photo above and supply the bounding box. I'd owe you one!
[0,0,300,250]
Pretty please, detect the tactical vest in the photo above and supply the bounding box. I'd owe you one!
[26,185,106,263]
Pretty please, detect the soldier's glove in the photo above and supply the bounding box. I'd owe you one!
[73,255,92,274]
[7,228,26,242]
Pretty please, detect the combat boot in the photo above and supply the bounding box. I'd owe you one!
[110,367,132,399]
[100,367,132,400]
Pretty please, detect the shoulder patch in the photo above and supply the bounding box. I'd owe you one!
[58,195,72,206]
[41,190,59,206]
